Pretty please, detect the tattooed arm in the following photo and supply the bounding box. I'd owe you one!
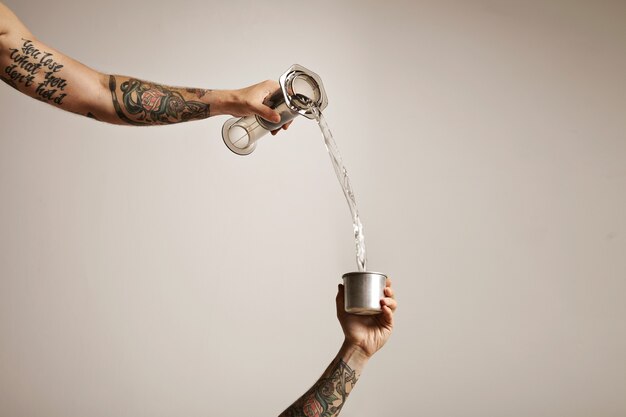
[0,2,283,127]
[280,279,397,417]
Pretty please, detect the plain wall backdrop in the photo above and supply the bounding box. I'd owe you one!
[1,1,625,416]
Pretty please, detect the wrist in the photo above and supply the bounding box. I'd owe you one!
[339,340,372,369]
[206,89,239,117]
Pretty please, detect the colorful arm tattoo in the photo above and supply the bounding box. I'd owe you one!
[2,37,213,124]
[109,75,209,125]
[279,358,359,417]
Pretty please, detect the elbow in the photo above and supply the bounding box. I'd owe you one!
[93,72,125,125]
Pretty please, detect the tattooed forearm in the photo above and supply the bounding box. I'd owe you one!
[1,74,18,88]
[109,75,143,126]
[185,87,210,99]
[3,38,67,104]
[280,359,359,417]
[109,75,209,125]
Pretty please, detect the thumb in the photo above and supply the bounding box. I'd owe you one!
[336,284,345,312]
[253,103,281,124]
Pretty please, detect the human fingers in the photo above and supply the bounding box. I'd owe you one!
[336,284,345,312]
[252,103,280,124]
[381,296,397,312]
[380,304,394,327]
[270,120,293,135]
[384,285,395,300]
[251,80,281,123]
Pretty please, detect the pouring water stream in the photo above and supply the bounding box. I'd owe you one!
[310,106,367,272]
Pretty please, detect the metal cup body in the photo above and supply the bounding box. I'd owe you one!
[342,272,387,315]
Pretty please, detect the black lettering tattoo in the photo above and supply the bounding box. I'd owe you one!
[0,75,18,89]
[109,75,209,125]
[2,39,67,104]
[280,359,359,417]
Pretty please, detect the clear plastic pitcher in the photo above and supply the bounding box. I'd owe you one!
[222,64,328,155]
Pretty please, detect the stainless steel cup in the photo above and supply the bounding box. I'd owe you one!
[342,271,387,315]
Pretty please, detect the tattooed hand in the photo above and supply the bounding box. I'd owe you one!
[337,278,397,358]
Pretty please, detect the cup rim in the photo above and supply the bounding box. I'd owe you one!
[342,271,387,279]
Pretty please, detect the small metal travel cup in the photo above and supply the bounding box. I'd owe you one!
[342,272,387,315]
[222,64,328,155]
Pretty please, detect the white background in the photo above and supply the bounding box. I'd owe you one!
[1,1,625,416]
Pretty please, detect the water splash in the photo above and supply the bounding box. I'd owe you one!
[311,107,367,272]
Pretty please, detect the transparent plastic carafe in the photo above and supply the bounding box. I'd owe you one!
[222,64,328,155]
